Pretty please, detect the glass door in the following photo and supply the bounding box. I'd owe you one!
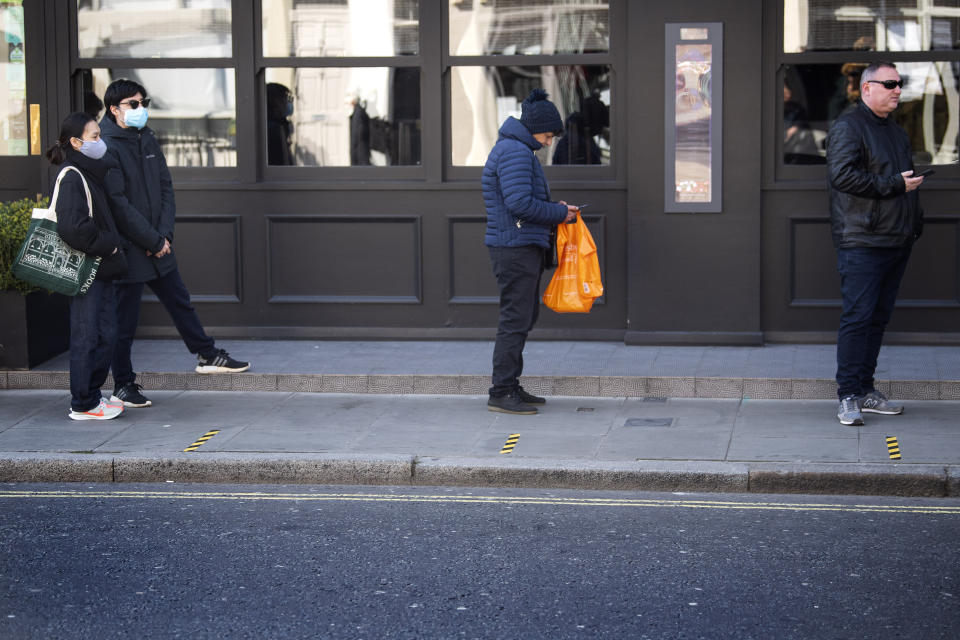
[0,0,47,202]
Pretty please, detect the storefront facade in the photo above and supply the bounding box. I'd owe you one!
[2,1,958,344]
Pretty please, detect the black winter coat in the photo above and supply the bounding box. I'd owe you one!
[54,150,128,282]
[825,101,924,249]
[99,116,176,283]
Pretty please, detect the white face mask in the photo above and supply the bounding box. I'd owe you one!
[78,138,108,160]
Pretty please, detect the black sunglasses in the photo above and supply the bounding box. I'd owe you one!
[120,97,151,109]
[867,80,903,90]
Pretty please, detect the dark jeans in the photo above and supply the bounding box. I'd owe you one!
[69,280,117,412]
[112,269,216,387]
[836,244,912,399]
[489,245,545,397]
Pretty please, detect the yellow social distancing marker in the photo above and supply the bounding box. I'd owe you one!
[885,436,901,460]
[184,430,220,452]
[500,433,520,454]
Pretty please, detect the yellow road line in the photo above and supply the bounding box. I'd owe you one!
[0,490,958,514]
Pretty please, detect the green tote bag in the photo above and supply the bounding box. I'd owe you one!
[11,166,101,296]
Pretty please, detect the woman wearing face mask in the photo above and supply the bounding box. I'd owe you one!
[45,112,128,420]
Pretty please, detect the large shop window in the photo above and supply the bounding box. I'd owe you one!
[76,0,235,169]
[262,0,418,57]
[448,0,609,56]
[450,65,610,167]
[83,68,237,168]
[780,1,960,171]
[448,0,612,170]
[264,67,420,167]
[1,0,26,156]
[78,0,232,58]
[261,0,421,171]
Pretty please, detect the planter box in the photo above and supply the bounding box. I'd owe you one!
[0,290,70,370]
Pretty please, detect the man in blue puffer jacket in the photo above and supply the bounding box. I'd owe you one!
[482,89,578,415]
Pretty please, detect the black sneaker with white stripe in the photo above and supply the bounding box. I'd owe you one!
[195,349,250,373]
[111,382,152,408]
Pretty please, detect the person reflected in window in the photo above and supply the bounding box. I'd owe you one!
[828,62,867,122]
[783,80,821,164]
[349,94,372,166]
[266,82,294,166]
[83,91,104,122]
[552,112,600,165]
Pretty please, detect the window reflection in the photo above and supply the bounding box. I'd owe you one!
[784,62,959,165]
[449,0,609,56]
[263,0,419,57]
[674,44,711,203]
[451,65,610,166]
[86,68,236,167]
[784,0,960,53]
[78,0,232,59]
[1,0,27,156]
[265,67,421,166]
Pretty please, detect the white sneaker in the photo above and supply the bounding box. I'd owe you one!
[69,398,124,421]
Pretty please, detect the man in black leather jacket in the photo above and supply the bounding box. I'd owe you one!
[825,61,924,427]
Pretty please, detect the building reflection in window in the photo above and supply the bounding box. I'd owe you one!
[85,68,237,168]
[784,0,960,53]
[785,62,959,166]
[262,0,419,57]
[674,44,712,203]
[1,0,27,156]
[451,65,610,166]
[265,67,421,166]
[449,0,609,56]
[78,0,232,59]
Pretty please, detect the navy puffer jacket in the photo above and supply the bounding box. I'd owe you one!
[482,117,568,248]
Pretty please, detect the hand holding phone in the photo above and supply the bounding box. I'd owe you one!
[916,168,935,178]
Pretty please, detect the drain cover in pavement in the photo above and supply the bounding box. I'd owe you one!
[642,397,668,403]
[624,418,674,427]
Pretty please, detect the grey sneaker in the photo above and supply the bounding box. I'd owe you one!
[860,390,904,415]
[837,395,864,426]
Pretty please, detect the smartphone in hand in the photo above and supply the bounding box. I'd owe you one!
[916,168,935,178]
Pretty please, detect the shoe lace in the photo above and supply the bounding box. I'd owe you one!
[840,396,859,413]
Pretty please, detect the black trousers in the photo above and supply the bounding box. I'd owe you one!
[112,269,216,387]
[69,280,117,411]
[489,245,545,397]
[835,245,912,399]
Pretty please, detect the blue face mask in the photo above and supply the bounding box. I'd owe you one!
[285,102,294,117]
[123,105,149,129]
[79,138,107,160]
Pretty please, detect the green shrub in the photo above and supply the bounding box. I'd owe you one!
[0,196,48,293]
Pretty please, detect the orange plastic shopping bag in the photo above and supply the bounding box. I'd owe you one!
[542,213,603,313]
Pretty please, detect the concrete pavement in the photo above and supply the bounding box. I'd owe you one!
[1,340,959,496]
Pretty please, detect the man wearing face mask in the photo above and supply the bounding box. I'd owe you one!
[100,78,250,409]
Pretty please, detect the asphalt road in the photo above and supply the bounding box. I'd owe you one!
[1,484,958,639]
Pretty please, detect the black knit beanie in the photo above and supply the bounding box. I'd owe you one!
[520,88,563,135]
